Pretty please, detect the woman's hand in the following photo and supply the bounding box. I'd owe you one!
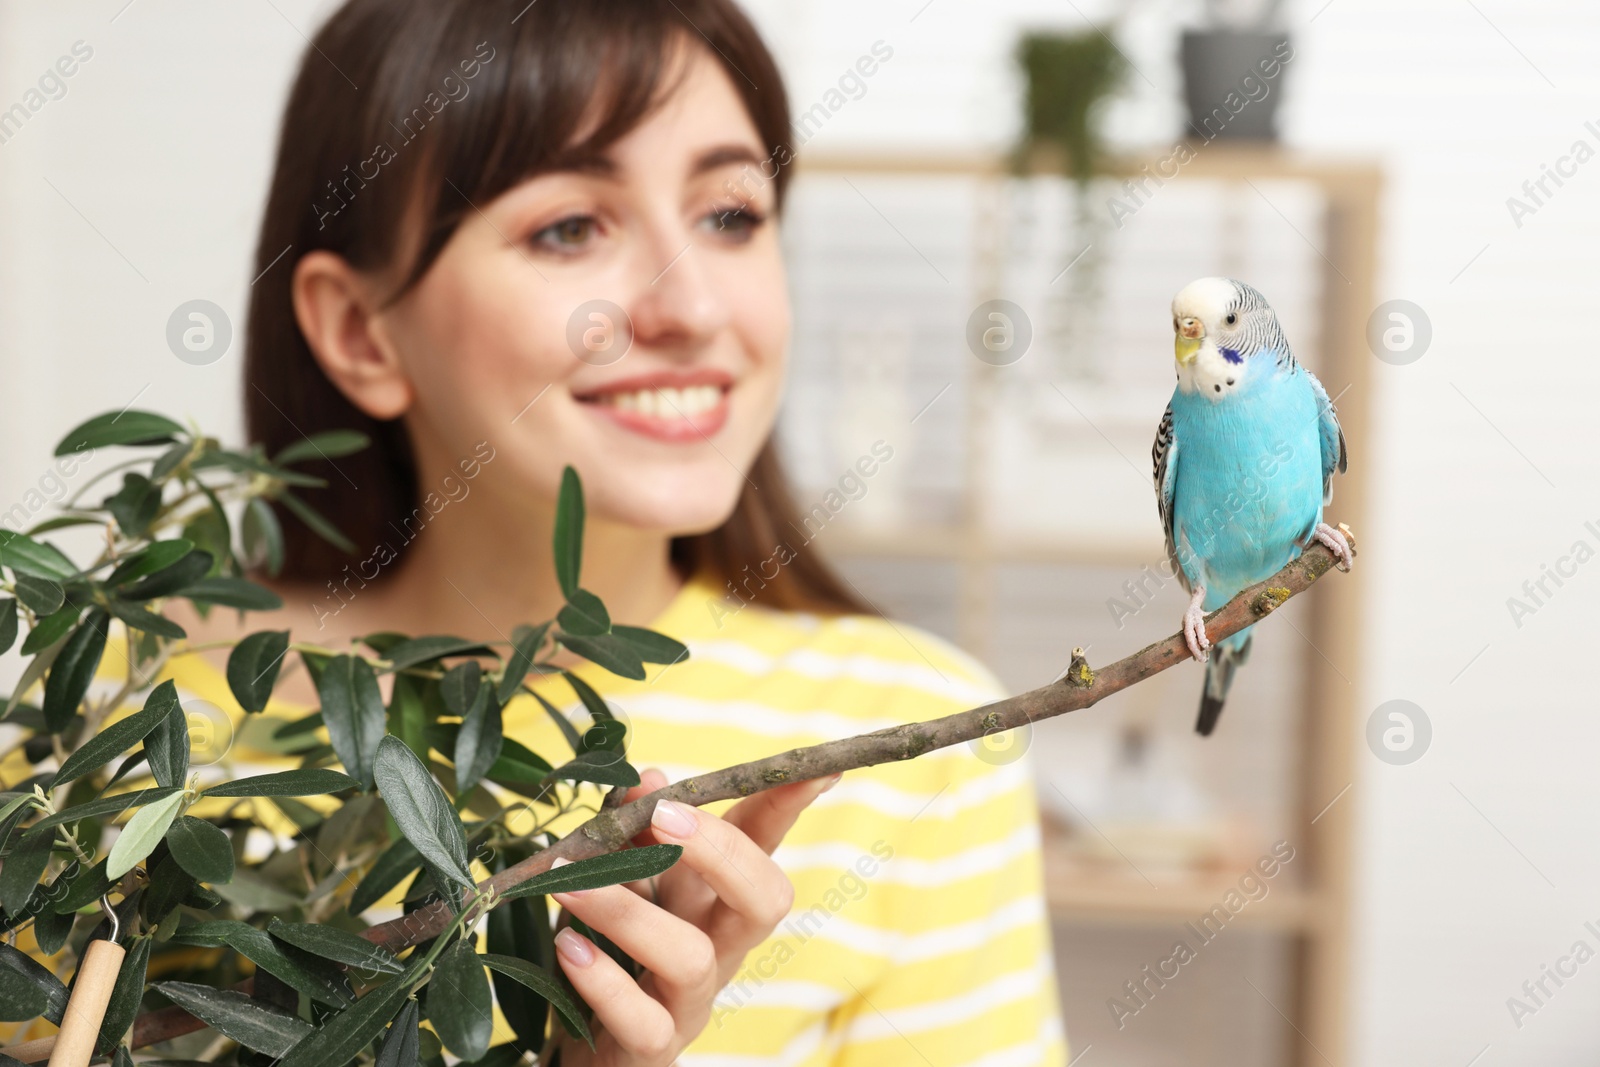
[546,767,841,1066]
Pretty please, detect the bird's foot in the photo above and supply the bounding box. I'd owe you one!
[1182,586,1210,662]
[1313,522,1354,573]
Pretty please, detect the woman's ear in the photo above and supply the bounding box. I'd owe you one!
[291,250,414,420]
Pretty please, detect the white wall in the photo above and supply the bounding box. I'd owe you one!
[4,0,1599,1062]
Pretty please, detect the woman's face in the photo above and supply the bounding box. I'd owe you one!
[375,43,788,537]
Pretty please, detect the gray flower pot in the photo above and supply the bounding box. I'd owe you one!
[1180,30,1290,141]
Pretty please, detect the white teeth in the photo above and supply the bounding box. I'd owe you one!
[595,384,724,419]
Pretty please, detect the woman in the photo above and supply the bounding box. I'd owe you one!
[166,0,1069,1063]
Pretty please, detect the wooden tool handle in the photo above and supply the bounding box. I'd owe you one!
[45,939,126,1067]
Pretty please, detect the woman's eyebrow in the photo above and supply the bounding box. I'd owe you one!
[689,143,766,176]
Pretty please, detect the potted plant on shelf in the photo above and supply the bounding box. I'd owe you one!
[1181,0,1292,141]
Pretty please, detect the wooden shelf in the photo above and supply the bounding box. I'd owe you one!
[822,523,1165,568]
[1041,834,1318,932]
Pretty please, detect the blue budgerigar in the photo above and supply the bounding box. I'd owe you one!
[1152,277,1352,736]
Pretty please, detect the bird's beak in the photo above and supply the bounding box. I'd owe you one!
[1174,318,1204,364]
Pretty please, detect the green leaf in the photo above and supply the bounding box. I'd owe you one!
[29,786,182,834]
[242,497,285,577]
[268,919,402,976]
[139,854,197,926]
[227,630,290,713]
[440,662,481,718]
[374,998,420,1067]
[106,598,188,640]
[349,836,421,915]
[107,789,186,878]
[485,736,554,791]
[0,599,16,656]
[51,858,113,915]
[19,601,82,657]
[495,623,548,704]
[276,491,357,554]
[153,981,313,1057]
[546,750,640,788]
[0,943,67,1025]
[274,430,371,466]
[273,961,424,1067]
[104,472,161,537]
[0,952,50,1022]
[107,540,195,586]
[201,768,358,798]
[32,908,75,956]
[191,449,326,488]
[96,935,153,1054]
[387,673,429,763]
[170,920,350,1008]
[453,687,502,796]
[552,466,584,598]
[427,942,492,1061]
[51,678,178,788]
[502,844,683,900]
[374,736,474,891]
[528,688,585,753]
[150,440,190,480]
[165,816,234,883]
[479,953,594,1050]
[0,530,77,580]
[318,655,387,792]
[562,671,612,729]
[145,695,190,788]
[13,574,64,616]
[611,624,689,665]
[383,636,493,673]
[556,589,609,637]
[118,550,213,601]
[55,410,185,454]
[558,633,645,680]
[486,853,552,1055]
[0,827,52,915]
[40,608,109,733]
[179,576,283,611]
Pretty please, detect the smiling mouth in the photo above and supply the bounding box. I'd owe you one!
[573,376,732,442]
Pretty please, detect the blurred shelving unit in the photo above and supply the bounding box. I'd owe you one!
[786,146,1378,1067]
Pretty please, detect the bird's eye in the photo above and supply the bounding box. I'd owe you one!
[1225,312,1238,326]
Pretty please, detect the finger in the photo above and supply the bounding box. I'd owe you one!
[718,771,842,855]
[551,860,720,1015]
[641,793,823,949]
[621,768,670,849]
[552,926,679,1061]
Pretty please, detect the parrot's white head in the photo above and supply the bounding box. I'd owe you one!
[1170,277,1286,401]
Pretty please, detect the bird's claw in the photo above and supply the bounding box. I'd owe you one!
[1182,587,1210,663]
[1313,522,1354,573]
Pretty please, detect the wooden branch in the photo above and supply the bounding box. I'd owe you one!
[58,529,1352,1053]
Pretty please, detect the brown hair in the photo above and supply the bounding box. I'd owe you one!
[244,0,868,616]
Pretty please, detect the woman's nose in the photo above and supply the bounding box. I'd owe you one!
[627,238,730,351]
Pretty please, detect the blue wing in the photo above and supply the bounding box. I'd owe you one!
[1305,368,1347,505]
[1151,403,1192,593]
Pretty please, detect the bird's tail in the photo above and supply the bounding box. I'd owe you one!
[1195,632,1252,737]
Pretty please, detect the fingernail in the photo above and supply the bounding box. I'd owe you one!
[550,856,589,896]
[651,798,697,838]
[555,927,595,967]
[818,773,842,793]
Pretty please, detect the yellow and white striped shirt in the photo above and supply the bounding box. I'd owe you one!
[87,567,1071,1066]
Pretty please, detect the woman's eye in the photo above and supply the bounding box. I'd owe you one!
[701,206,766,240]
[531,214,598,252]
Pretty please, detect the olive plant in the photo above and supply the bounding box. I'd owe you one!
[0,410,682,1065]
